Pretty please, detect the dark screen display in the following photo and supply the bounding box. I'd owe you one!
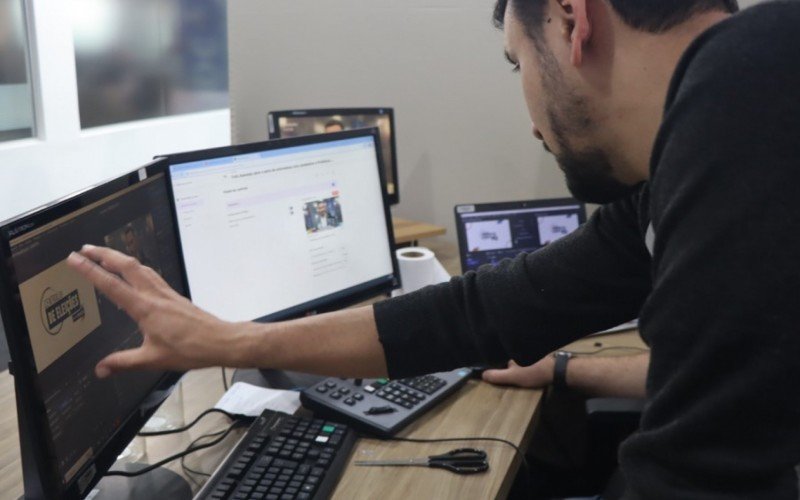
[6,173,184,485]
[459,205,584,271]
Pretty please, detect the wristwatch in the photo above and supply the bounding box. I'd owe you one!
[552,350,574,390]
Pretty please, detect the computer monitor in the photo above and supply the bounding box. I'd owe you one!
[268,108,400,206]
[0,161,187,499]
[163,128,400,324]
[454,198,587,272]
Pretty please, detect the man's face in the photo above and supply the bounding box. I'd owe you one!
[123,230,139,256]
[325,123,345,133]
[504,2,635,204]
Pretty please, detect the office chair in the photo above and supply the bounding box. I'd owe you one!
[507,388,644,499]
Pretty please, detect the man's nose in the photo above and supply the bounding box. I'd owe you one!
[532,124,544,141]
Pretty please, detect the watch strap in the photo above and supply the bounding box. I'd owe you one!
[553,351,573,390]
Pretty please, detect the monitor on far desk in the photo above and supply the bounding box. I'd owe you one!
[268,108,400,206]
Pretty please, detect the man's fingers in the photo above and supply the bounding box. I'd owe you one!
[482,367,519,386]
[96,348,153,378]
[67,251,146,320]
[78,245,153,289]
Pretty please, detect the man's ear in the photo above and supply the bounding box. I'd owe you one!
[558,0,591,66]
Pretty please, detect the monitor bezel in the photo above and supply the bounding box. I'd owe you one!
[159,127,402,323]
[453,198,587,273]
[267,107,400,206]
[0,159,186,499]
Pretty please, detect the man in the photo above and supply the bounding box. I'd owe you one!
[68,0,800,497]
[323,119,345,133]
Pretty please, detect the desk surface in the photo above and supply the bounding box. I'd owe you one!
[392,217,447,245]
[0,241,647,499]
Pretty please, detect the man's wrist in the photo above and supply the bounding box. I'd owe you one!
[226,321,269,368]
[552,351,573,390]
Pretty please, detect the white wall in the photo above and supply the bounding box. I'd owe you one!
[0,0,231,223]
[228,0,568,243]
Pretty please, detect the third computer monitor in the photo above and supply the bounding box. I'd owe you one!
[268,108,399,205]
[164,128,400,323]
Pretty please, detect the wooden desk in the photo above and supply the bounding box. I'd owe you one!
[392,217,447,245]
[0,332,645,500]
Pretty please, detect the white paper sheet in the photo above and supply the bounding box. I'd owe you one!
[214,382,301,417]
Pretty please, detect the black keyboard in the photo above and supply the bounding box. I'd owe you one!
[299,369,472,437]
[194,410,356,500]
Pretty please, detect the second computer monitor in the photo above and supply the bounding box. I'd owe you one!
[268,108,399,205]
[165,129,400,323]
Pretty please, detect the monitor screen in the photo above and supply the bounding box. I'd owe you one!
[166,129,399,323]
[0,163,186,498]
[268,108,399,205]
[455,198,587,272]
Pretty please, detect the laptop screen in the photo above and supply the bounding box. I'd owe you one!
[455,198,586,272]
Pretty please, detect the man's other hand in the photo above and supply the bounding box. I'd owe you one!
[67,245,243,378]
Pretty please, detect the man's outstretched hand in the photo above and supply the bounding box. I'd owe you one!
[67,245,244,378]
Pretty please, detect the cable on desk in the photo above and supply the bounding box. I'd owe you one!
[181,427,230,478]
[377,435,531,494]
[137,408,239,437]
[565,346,649,356]
[222,367,229,391]
[106,420,247,478]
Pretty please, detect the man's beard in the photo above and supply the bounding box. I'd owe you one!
[550,140,638,204]
[538,49,637,204]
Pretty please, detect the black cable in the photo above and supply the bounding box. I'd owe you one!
[106,420,245,478]
[377,435,531,494]
[137,408,239,437]
[222,367,229,391]
[565,346,649,356]
[181,427,230,478]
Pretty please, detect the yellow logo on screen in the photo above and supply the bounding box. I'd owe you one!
[40,287,86,336]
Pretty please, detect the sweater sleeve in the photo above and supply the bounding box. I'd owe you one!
[619,4,800,498]
[374,191,652,379]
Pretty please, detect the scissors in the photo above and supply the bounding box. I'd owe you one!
[354,448,489,475]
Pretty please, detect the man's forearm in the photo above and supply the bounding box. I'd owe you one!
[566,352,649,399]
[233,306,389,378]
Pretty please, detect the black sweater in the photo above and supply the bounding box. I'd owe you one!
[374,2,800,498]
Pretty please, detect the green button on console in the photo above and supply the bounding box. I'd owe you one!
[322,425,336,434]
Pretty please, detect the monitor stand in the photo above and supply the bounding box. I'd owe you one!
[90,464,192,500]
[231,368,325,391]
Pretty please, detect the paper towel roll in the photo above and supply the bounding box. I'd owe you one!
[396,247,451,294]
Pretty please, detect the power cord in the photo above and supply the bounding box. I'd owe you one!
[181,427,231,478]
[137,408,239,437]
[565,346,649,356]
[222,367,229,391]
[106,419,247,478]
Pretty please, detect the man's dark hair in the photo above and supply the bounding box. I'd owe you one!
[494,0,739,36]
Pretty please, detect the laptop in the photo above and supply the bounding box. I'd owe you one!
[454,198,637,335]
[454,198,587,272]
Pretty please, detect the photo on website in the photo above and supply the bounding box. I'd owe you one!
[303,196,343,234]
[104,214,162,274]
